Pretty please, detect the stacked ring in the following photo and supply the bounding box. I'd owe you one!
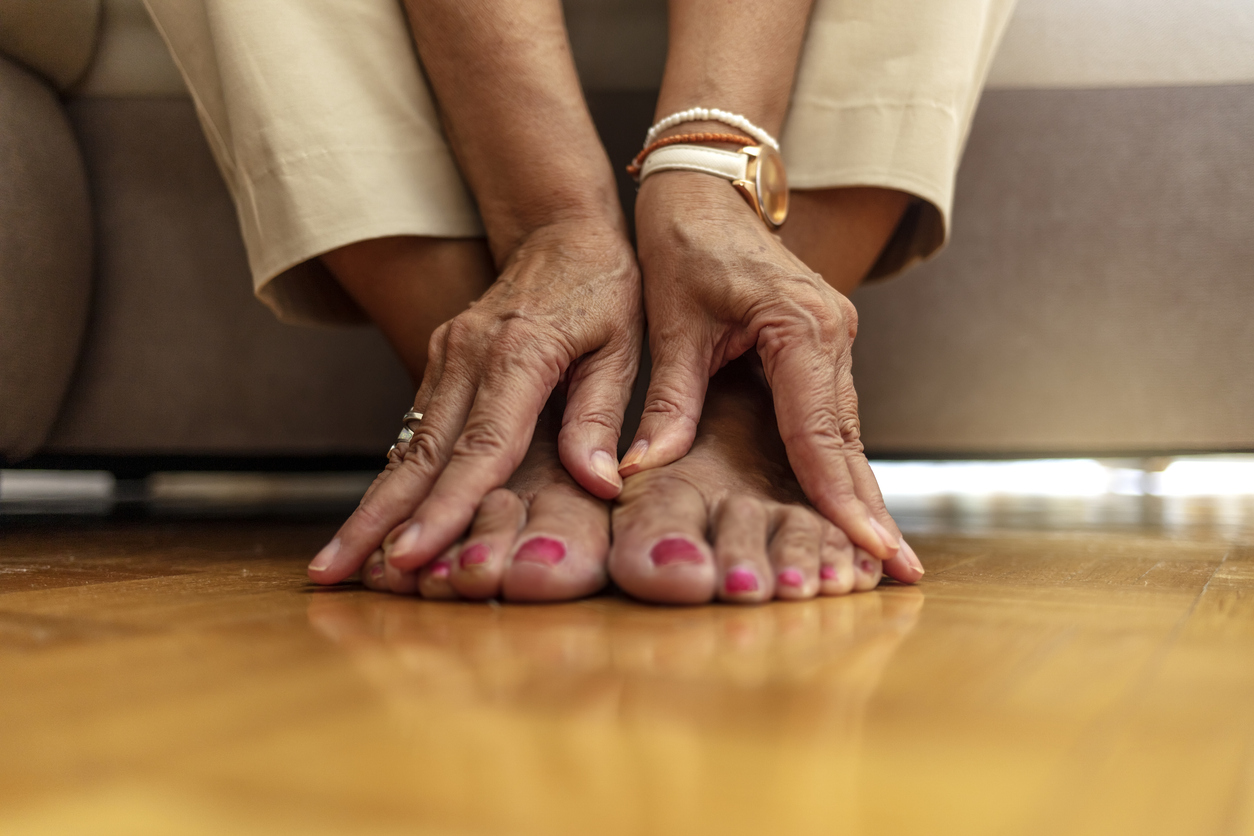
[386,410,424,461]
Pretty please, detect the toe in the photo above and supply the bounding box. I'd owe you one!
[416,548,459,600]
[852,547,885,591]
[450,488,525,600]
[502,481,609,602]
[713,494,773,604]
[766,505,822,600]
[385,558,420,595]
[610,473,715,604]
[818,524,857,596]
[361,549,388,592]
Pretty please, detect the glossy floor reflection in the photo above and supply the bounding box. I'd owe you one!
[0,518,1251,835]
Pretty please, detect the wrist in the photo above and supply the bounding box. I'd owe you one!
[478,176,625,267]
[500,212,636,275]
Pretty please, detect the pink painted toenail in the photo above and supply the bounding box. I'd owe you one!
[820,565,838,580]
[778,568,804,587]
[368,562,385,580]
[859,558,874,573]
[460,543,490,568]
[725,568,759,593]
[430,562,451,579]
[514,537,566,566]
[650,537,704,566]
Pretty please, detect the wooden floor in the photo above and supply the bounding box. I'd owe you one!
[1,513,1251,836]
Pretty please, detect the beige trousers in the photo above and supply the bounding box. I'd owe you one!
[145,0,1016,325]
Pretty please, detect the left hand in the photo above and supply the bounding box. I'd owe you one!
[624,170,916,580]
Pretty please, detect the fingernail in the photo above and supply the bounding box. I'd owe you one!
[514,536,567,566]
[778,568,804,587]
[460,543,490,569]
[590,450,623,489]
[650,537,705,566]
[388,523,422,559]
[725,567,759,594]
[899,538,925,576]
[368,561,385,580]
[820,564,838,581]
[868,518,899,554]
[309,538,340,572]
[430,561,452,579]
[619,440,648,472]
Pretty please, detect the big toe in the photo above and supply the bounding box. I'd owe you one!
[502,481,609,602]
[610,473,715,605]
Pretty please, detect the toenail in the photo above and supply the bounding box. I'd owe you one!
[368,562,384,580]
[431,561,451,579]
[820,564,838,581]
[859,558,874,574]
[725,568,759,594]
[460,543,490,569]
[650,537,705,567]
[778,568,804,587]
[514,537,566,566]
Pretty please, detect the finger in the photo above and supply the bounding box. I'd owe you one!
[619,324,709,477]
[558,334,640,500]
[767,504,823,600]
[712,495,773,603]
[307,362,478,584]
[759,322,897,561]
[842,453,925,584]
[386,357,552,571]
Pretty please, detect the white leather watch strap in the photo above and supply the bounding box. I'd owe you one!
[638,144,749,183]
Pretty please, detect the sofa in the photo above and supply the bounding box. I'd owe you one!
[2,0,1252,470]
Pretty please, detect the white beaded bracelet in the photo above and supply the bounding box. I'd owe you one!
[644,107,780,152]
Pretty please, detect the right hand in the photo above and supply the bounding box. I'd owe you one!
[308,219,642,584]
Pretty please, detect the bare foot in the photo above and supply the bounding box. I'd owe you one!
[611,358,921,604]
[360,403,609,602]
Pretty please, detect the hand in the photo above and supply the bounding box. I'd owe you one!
[625,172,912,577]
[309,220,642,583]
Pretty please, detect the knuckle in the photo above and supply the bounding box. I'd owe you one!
[444,314,485,354]
[428,322,451,358]
[563,407,621,438]
[401,429,444,474]
[453,419,512,460]
[782,406,845,449]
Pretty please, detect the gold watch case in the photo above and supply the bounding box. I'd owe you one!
[732,144,789,228]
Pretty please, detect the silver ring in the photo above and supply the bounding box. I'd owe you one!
[387,410,424,460]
